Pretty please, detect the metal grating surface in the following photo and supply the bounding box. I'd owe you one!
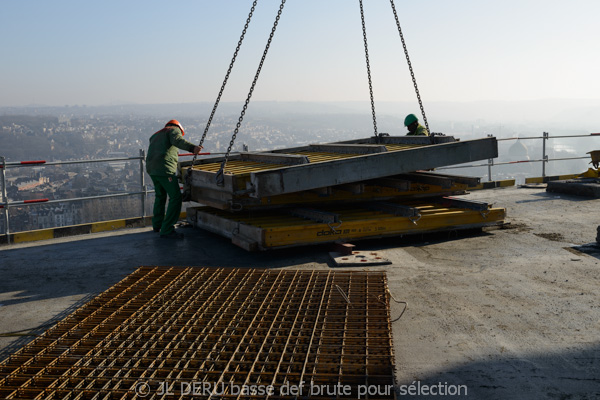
[0,267,396,399]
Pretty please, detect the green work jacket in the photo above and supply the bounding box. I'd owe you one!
[407,124,429,136]
[146,126,196,176]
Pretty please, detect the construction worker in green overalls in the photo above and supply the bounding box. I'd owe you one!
[146,120,202,239]
[404,114,429,136]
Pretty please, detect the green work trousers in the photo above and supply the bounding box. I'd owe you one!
[150,174,182,235]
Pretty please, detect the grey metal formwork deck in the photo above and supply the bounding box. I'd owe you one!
[182,136,498,200]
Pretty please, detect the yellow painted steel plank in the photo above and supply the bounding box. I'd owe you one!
[242,207,473,229]
[410,207,438,214]
[420,207,454,214]
[213,161,265,170]
[199,204,502,235]
[13,229,55,243]
[423,210,466,217]
[194,162,228,171]
[384,145,420,151]
[198,162,276,173]
[91,219,127,233]
[194,160,277,172]
[222,165,277,174]
[293,152,356,162]
[262,208,505,247]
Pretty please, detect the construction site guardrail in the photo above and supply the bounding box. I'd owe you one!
[1,132,598,244]
[437,132,600,181]
[0,150,152,244]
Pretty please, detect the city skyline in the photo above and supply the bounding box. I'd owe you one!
[2,1,600,108]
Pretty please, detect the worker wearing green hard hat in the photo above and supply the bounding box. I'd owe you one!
[404,113,429,136]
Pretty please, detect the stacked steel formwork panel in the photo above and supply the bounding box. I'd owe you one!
[0,267,396,400]
[184,135,505,250]
[181,136,497,202]
[189,200,506,251]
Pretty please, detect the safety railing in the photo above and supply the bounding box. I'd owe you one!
[437,132,600,181]
[2,133,599,244]
[0,150,152,244]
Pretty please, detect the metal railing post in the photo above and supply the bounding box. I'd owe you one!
[1,156,10,244]
[139,149,146,219]
[487,134,494,181]
[542,131,548,177]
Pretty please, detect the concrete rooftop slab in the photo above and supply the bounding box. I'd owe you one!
[1,187,599,399]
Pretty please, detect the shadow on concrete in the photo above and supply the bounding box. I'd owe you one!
[570,242,600,261]
[0,226,333,307]
[0,226,333,360]
[516,190,598,203]
[351,227,492,251]
[401,344,600,399]
[0,292,96,362]
[0,226,496,310]
[2,225,599,398]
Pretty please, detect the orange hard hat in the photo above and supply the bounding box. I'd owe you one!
[165,119,185,136]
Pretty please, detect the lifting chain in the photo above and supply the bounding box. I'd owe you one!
[197,0,258,157]
[389,0,432,140]
[359,0,378,140]
[216,0,287,186]
[183,1,258,201]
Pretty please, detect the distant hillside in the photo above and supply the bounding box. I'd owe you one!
[2,99,600,131]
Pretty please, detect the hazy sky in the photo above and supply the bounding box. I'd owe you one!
[2,0,599,107]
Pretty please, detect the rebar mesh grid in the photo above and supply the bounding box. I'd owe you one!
[0,267,396,399]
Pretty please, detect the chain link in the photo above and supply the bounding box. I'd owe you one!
[359,0,378,139]
[194,0,258,166]
[217,0,287,186]
[389,0,432,138]
[184,1,258,200]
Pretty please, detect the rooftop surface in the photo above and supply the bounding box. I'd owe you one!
[1,186,599,399]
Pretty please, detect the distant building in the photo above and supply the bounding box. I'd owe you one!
[16,176,49,191]
[506,139,534,183]
[29,203,80,229]
[508,139,529,161]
